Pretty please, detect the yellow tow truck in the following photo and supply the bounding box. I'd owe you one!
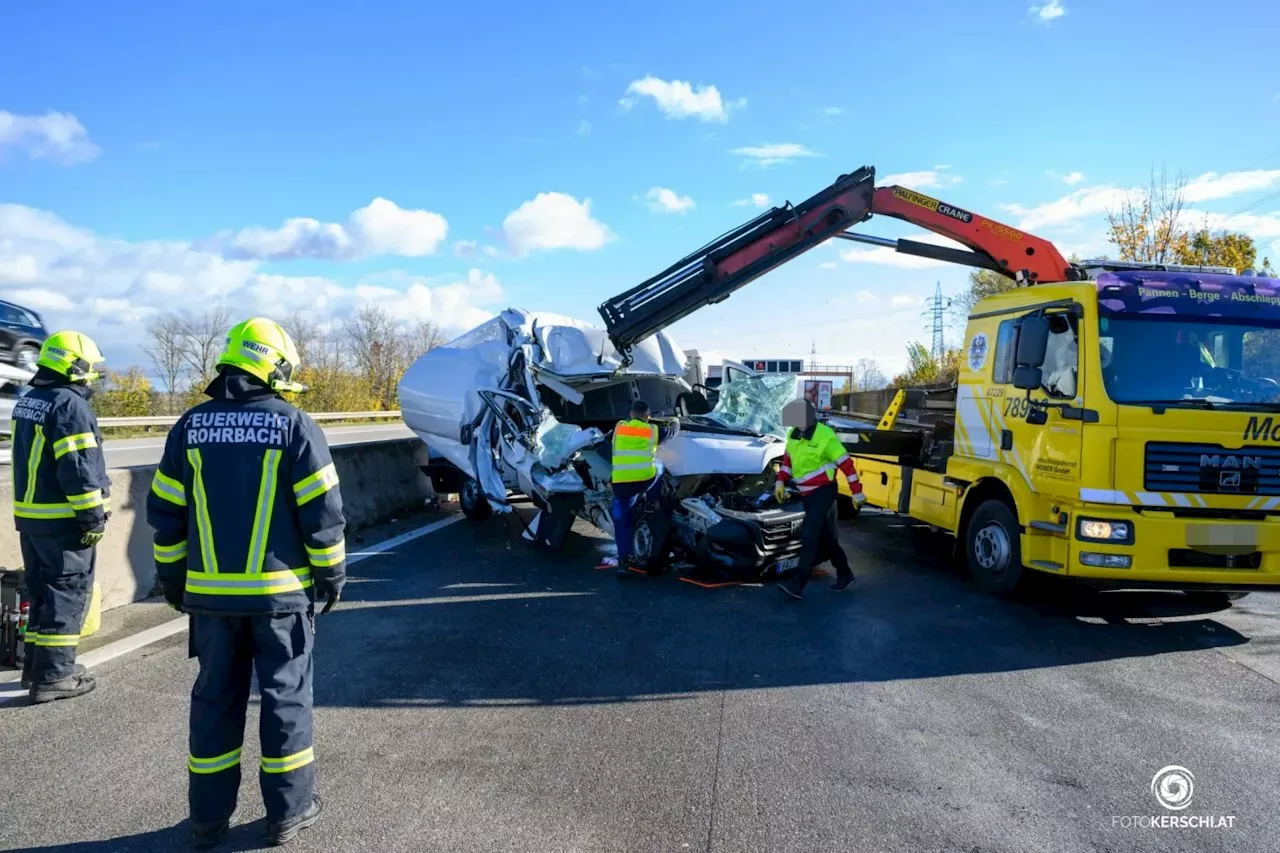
[596,165,1280,599]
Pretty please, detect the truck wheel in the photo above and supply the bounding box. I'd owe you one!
[1224,592,1250,601]
[837,494,862,521]
[965,499,1024,596]
[631,514,669,575]
[459,476,492,522]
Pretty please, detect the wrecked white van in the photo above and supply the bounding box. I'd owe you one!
[397,309,807,578]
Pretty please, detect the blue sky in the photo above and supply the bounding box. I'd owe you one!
[3,0,1279,379]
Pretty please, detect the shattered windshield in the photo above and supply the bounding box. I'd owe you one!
[693,373,798,438]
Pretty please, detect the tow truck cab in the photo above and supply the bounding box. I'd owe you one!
[855,265,1280,596]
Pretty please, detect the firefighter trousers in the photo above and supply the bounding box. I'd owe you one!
[19,532,95,684]
[789,484,852,590]
[187,611,316,826]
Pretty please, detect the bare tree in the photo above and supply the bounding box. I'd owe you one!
[1106,168,1189,263]
[344,305,403,407]
[144,313,188,411]
[403,320,447,361]
[179,306,233,387]
[851,358,888,392]
[280,311,323,367]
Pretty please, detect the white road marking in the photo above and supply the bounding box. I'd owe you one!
[0,512,464,704]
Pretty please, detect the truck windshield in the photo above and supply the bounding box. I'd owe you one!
[1099,316,1280,408]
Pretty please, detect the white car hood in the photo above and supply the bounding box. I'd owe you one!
[657,429,784,477]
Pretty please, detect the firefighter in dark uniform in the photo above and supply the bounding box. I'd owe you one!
[12,331,109,703]
[774,398,864,600]
[146,317,346,849]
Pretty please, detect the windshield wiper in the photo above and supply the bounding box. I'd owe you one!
[1132,398,1219,412]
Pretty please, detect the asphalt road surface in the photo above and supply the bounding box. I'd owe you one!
[1,509,1277,852]
[0,423,414,468]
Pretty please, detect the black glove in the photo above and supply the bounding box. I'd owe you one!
[314,575,345,615]
[161,579,185,612]
[80,523,106,547]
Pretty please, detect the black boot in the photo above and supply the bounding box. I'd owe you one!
[29,672,96,704]
[22,663,85,691]
[830,574,855,592]
[191,819,229,850]
[266,793,322,846]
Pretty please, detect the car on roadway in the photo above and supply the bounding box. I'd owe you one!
[0,298,48,373]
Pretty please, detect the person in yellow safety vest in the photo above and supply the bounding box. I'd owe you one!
[774,398,864,600]
[608,399,677,576]
[11,331,109,703]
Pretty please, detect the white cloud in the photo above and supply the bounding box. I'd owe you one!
[621,76,743,122]
[891,294,919,308]
[643,187,696,214]
[821,106,843,116]
[1030,1,1065,23]
[1004,169,1280,234]
[837,232,967,269]
[839,246,949,269]
[351,269,504,332]
[0,110,100,165]
[730,143,819,168]
[818,261,838,270]
[501,192,615,256]
[731,193,771,208]
[1001,185,1129,231]
[578,120,592,136]
[210,198,448,262]
[854,290,879,304]
[880,167,962,189]
[454,240,478,259]
[1060,171,1086,185]
[1183,170,1280,203]
[348,198,449,257]
[0,203,503,368]
[0,255,40,284]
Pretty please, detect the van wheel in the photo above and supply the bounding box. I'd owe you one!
[459,476,492,522]
[1224,592,1250,601]
[837,494,862,521]
[965,499,1024,596]
[631,514,669,575]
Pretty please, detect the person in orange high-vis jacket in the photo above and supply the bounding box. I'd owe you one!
[774,399,864,599]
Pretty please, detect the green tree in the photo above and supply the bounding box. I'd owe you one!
[91,367,155,418]
[1176,226,1274,273]
[892,342,962,387]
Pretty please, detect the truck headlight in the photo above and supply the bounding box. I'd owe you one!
[1079,552,1133,569]
[1077,518,1133,544]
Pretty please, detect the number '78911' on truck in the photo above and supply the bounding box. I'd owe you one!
[595,165,1280,599]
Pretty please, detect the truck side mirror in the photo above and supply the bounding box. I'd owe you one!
[1011,316,1050,391]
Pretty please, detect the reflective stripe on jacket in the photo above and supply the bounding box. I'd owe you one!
[778,422,862,497]
[145,373,347,615]
[611,419,659,484]
[10,380,110,537]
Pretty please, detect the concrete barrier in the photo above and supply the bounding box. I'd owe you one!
[0,438,436,613]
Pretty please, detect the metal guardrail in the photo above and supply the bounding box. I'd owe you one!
[98,410,403,428]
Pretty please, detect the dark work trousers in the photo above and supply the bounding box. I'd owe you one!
[188,611,316,826]
[789,484,852,591]
[19,532,95,684]
[611,477,656,565]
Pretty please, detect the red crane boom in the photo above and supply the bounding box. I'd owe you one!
[598,166,1083,359]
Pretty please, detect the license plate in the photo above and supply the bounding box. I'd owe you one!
[775,557,799,572]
